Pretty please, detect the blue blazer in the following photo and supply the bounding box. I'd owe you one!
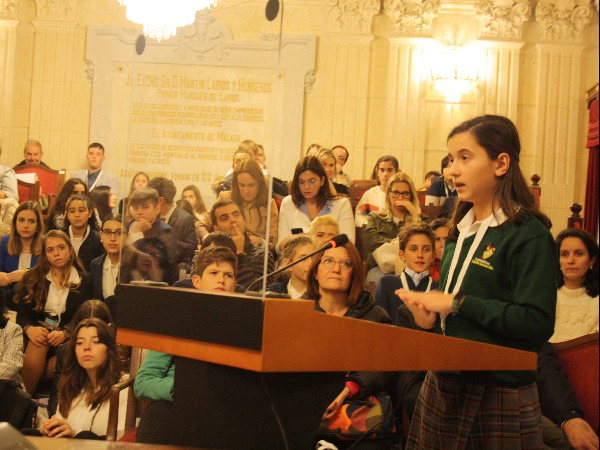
[0,234,40,274]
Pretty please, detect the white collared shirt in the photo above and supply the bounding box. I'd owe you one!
[162,203,177,223]
[45,267,80,324]
[287,280,305,299]
[457,207,508,238]
[404,268,430,286]
[102,256,120,299]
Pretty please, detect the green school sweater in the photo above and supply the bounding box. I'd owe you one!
[437,215,557,387]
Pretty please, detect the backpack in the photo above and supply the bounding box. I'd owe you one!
[0,379,37,429]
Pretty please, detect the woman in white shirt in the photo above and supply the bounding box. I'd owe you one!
[549,227,599,343]
[41,318,126,439]
[278,156,354,250]
[354,155,399,226]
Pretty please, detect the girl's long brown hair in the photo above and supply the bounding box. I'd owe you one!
[181,185,207,214]
[231,159,269,214]
[446,115,552,240]
[306,241,365,306]
[8,201,44,256]
[58,318,123,418]
[14,230,84,312]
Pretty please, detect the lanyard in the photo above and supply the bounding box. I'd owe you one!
[440,211,494,332]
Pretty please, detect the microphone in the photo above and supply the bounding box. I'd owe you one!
[244,234,349,293]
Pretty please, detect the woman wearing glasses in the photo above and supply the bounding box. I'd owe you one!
[90,214,127,301]
[303,241,394,445]
[277,156,354,251]
[363,173,429,283]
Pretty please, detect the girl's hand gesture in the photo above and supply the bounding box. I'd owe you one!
[41,417,75,438]
[26,326,49,347]
[395,289,446,329]
[47,329,67,347]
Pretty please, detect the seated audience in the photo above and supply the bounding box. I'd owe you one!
[308,215,340,249]
[332,145,352,187]
[134,246,238,445]
[266,235,316,298]
[354,155,399,227]
[16,140,48,167]
[364,173,428,283]
[118,171,149,219]
[210,159,278,251]
[375,223,438,325]
[90,214,127,301]
[180,185,209,244]
[90,185,116,223]
[147,177,197,264]
[0,201,43,310]
[537,228,598,449]
[306,143,321,156]
[424,155,456,206]
[46,178,91,231]
[47,299,113,417]
[41,318,126,439]
[416,170,441,195]
[0,293,24,387]
[429,218,449,281]
[548,227,598,343]
[127,187,178,272]
[217,146,255,194]
[210,199,274,288]
[278,156,354,250]
[302,241,393,446]
[0,145,18,201]
[15,230,90,394]
[63,194,104,272]
[0,197,19,238]
[314,147,349,195]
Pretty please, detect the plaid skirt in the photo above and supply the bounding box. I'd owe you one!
[405,371,543,450]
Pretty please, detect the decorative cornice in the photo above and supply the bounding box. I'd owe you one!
[36,0,77,21]
[384,0,440,35]
[476,0,530,39]
[535,0,593,42]
[327,0,380,33]
[175,13,231,61]
[0,0,16,16]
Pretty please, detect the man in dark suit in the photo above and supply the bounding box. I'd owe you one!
[148,177,198,264]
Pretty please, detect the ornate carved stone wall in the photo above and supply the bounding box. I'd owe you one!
[535,0,593,42]
[384,0,439,35]
[476,0,531,39]
[327,0,380,33]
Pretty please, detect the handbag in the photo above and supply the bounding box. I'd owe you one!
[0,379,37,429]
[317,395,396,440]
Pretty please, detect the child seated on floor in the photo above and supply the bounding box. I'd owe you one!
[133,246,238,445]
[374,222,439,325]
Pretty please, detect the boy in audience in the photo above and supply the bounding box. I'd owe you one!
[429,218,449,281]
[90,213,127,300]
[374,222,439,325]
[127,187,178,278]
[134,246,238,445]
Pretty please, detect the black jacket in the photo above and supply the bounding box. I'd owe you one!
[167,207,198,264]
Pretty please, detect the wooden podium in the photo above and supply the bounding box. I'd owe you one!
[116,284,536,449]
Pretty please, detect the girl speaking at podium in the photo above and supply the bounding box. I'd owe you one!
[396,115,557,449]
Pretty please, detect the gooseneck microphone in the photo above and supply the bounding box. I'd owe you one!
[244,234,349,293]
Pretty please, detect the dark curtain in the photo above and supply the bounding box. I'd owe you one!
[584,98,598,236]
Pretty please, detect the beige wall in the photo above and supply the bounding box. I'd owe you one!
[0,0,598,235]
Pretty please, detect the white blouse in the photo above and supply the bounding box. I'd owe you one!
[549,285,599,343]
[56,385,128,437]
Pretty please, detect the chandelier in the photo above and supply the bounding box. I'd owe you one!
[120,0,220,41]
[430,46,480,103]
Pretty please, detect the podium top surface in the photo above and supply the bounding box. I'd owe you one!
[116,284,537,373]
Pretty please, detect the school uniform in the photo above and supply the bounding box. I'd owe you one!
[374,269,438,325]
[68,226,104,272]
[406,209,557,449]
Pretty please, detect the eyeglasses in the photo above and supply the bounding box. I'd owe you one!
[320,257,353,271]
[101,229,123,237]
[389,190,412,199]
[299,178,319,187]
